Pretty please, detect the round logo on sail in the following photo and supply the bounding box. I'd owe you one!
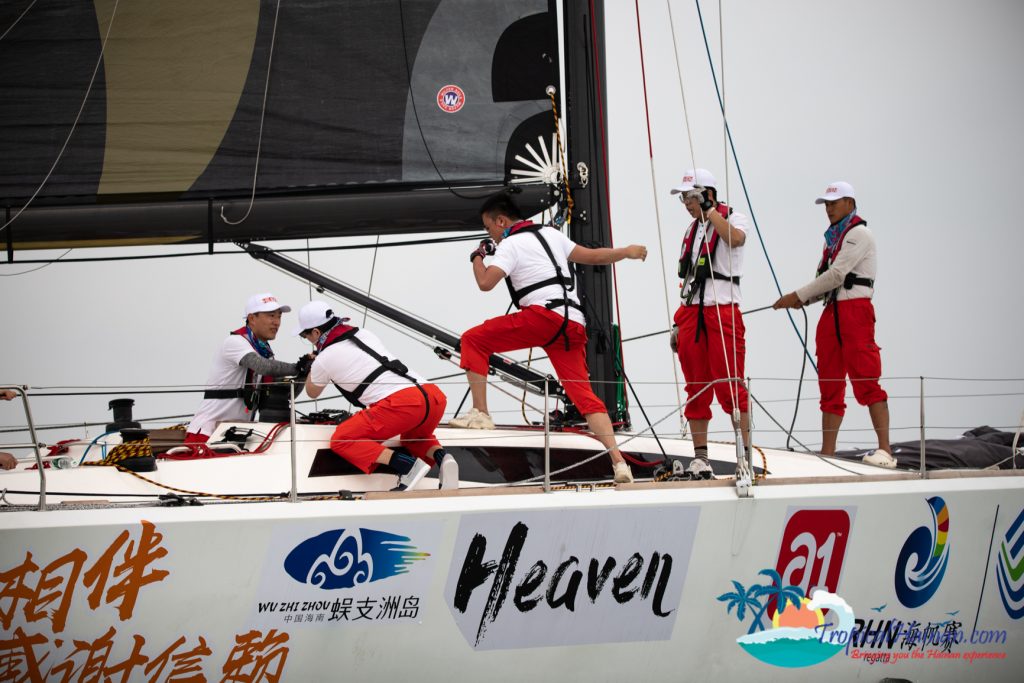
[437,85,466,113]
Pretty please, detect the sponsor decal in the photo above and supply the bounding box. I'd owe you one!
[718,569,852,669]
[445,508,699,649]
[995,506,1024,619]
[283,528,428,589]
[895,496,950,608]
[254,522,440,629]
[773,508,853,613]
[436,84,465,113]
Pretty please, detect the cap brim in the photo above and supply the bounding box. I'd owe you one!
[670,186,696,195]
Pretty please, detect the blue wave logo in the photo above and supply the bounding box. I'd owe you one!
[284,528,429,589]
[996,508,1024,619]
[894,496,950,608]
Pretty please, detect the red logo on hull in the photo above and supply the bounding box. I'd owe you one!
[771,509,852,615]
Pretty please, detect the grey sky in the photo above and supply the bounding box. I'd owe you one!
[2,0,1022,453]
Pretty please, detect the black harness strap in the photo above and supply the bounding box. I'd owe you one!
[204,388,244,400]
[323,328,431,429]
[680,209,740,343]
[503,225,580,350]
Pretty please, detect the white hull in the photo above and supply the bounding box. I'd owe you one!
[2,422,1022,680]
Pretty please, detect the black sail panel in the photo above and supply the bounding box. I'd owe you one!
[0,0,557,250]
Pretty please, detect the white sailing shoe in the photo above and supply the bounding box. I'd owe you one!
[392,459,429,491]
[686,457,715,479]
[437,451,459,490]
[613,461,634,484]
[449,408,495,429]
[862,449,898,469]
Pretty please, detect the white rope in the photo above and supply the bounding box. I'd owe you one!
[0,0,121,237]
[220,0,282,226]
[631,2,686,434]
[0,0,38,44]
[665,2,698,173]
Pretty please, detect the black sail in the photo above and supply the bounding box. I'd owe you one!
[0,0,557,249]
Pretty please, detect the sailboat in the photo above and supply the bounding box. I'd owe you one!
[1,1,1021,680]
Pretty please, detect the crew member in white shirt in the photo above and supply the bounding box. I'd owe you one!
[773,181,894,468]
[669,168,751,478]
[453,193,647,484]
[298,301,456,491]
[185,293,309,443]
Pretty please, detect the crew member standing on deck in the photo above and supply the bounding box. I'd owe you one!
[773,181,894,467]
[298,301,456,491]
[185,293,311,443]
[669,168,751,478]
[453,193,647,484]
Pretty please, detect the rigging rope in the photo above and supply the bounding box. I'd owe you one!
[691,0,816,370]
[0,0,123,279]
[0,0,38,44]
[632,0,685,431]
[219,0,282,226]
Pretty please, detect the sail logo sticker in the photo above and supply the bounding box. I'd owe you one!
[445,507,699,649]
[774,508,853,608]
[995,507,1024,619]
[437,84,465,113]
[894,496,950,608]
[283,528,429,589]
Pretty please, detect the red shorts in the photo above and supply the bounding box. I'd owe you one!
[329,384,447,473]
[459,306,607,416]
[673,304,749,421]
[816,299,888,416]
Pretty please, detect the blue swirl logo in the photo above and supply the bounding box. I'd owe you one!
[995,507,1024,619]
[284,528,429,589]
[894,496,950,608]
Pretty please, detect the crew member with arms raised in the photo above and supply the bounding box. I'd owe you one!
[298,301,456,491]
[185,293,311,443]
[452,193,647,484]
[669,169,751,478]
[773,181,894,467]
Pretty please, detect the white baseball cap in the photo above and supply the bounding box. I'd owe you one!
[670,168,717,194]
[293,301,349,336]
[245,292,291,315]
[815,181,856,204]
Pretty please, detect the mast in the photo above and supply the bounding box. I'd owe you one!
[561,0,626,424]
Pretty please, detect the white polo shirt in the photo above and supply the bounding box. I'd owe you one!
[490,225,585,326]
[310,328,424,407]
[187,334,259,436]
[680,210,748,306]
[797,225,877,304]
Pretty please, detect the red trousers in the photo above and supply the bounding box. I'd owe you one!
[459,306,607,415]
[184,432,210,444]
[674,304,749,421]
[329,384,447,473]
[816,298,887,416]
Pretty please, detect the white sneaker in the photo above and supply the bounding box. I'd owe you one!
[448,408,495,429]
[686,457,714,479]
[392,459,430,491]
[437,452,459,490]
[613,461,634,484]
[862,449,897,469]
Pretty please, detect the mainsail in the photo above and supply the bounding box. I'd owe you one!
[0,0,558,249]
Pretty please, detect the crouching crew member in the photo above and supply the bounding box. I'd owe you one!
[186,293,311,443]
[298,301,456,491]
[773,181,893,468]
[669,169,751,477]
[454,193,647,485]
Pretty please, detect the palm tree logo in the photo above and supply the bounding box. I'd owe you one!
[718,568,805,634]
